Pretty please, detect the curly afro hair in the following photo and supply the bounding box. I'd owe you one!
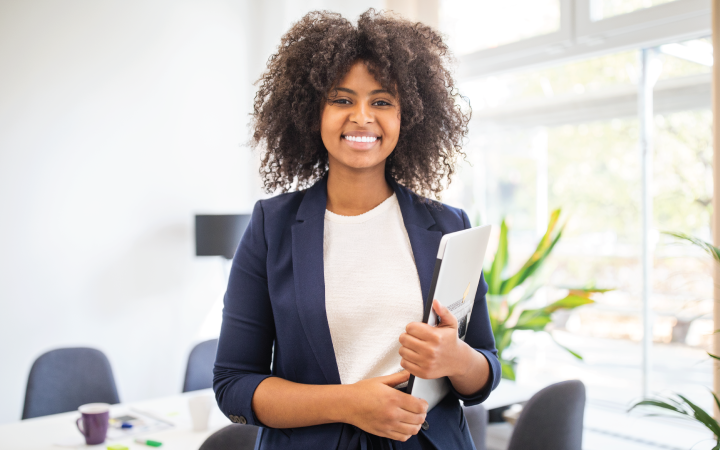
[251,9,470,198]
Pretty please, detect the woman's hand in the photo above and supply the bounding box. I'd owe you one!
[399,300,467,380]
[345,370,428,441]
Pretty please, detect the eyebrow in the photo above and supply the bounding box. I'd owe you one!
[334,87,393,96]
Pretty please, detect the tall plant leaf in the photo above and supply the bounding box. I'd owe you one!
[487,220,509,296]
[548,332,583,360]
[499,210,564,294]
[677,394,720,437]
[513,309,552,331]
[663,231,720,262]
[500,359,516,381]
[542,295,595,313]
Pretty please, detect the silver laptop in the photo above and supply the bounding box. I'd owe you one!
[406,224,492,411]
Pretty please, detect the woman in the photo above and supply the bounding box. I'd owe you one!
[214,9,501,450]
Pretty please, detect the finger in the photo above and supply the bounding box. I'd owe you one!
[377,370,410,387]
[386,430,414,442]
[400,358,428,379]
[390,421,422,438]
[397,408,427,426]
[398,393,429,414]
[433,299,457,329]
[398,345,424,365]
[405,322,440,342]
[399,332,431,354]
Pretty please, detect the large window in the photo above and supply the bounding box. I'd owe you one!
[440,33,714,445]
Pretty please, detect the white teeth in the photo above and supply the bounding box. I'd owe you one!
[344,135,377,143]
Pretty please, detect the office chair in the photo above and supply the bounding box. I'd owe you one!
[22,347,120,419]
[199,423,259,450]
[507,380,586,450]
[183,339,219,392]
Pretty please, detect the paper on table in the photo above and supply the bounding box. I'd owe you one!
[53,410,173,447]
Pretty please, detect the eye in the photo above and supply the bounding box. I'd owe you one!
[373,100,392,107]
[331,98,351,105]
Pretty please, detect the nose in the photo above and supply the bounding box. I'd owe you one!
[350,102,373,125]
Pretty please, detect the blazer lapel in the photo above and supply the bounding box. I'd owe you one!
[391,181,444,309]
[291,178,342,385]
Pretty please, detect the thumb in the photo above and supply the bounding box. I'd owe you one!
[378,370,410,387]
[433,299,457,328]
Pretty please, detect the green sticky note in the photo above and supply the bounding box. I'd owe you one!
[107,445,129,450]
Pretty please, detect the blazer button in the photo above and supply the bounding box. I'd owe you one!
[421,420,429,431]
[238,416,247,425]
[229,415,238,423]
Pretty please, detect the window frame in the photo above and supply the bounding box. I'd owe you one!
[457,0,710,79]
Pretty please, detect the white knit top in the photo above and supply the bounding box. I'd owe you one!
[323,193,424,385]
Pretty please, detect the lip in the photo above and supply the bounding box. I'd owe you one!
[342,133,380,150]
[342,131,380,137]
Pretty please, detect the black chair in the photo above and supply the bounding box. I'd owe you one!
[507,380,586,450]
[199,423,259,450]
[463,403,488,450]
[183,339,219,392]
[22,347,120,419]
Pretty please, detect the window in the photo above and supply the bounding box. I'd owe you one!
[448,0,710,78]
[591,0,680,21]
[439,0,561,54]
[441,38,714,445]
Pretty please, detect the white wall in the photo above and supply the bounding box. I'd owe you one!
[0,0,380,424]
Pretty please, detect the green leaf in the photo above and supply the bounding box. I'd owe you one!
[663,231,720,263]
[712,392,720,417]
[487,220,509,296]
[629,399,688,415]
[495,328,514,358]
[548,332,583,360]
[543,295,595,313]
[513,309,552,331]
[500,359,516,380]
[709,353,720,361]
[499,218,564,294]
[566,287,614,296]
[677,394,720,437]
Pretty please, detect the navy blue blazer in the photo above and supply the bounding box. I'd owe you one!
[214,177,501,450]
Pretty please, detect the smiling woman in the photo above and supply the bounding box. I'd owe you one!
[251,9,470,198]
[213,9,501,450]
[321,62,401,215]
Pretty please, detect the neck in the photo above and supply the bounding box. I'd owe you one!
[326,163,393,216]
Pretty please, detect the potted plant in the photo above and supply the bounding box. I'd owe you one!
[485,209,606,380]
[629,231,720,449]
[630,393,720,450]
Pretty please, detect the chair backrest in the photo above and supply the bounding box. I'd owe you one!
[507,380,586,450]
[199,424,259,450]
[463,403,488,450]
[183,339,219,393]
[22,347,120,419]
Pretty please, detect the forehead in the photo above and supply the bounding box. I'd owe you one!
[333,61,390,93]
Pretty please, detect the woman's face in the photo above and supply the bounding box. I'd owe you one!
[320,61,401,174]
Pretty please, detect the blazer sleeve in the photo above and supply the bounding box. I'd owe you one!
[213,200,275,426]
[448,210,502,406]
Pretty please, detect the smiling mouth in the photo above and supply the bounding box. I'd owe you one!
[343,135,379,143]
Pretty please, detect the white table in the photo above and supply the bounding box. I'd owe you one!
[0,381,535,450]
[480,379,539,410]
[0,389,232,450]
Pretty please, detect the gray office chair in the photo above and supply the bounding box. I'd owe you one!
[199,423,259,450]
[463,403,488,450]
[183,339,218,392]
[507,380,586,450]
[22,347,120,419]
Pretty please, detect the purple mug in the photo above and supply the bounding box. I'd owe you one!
[75,403,110,445]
